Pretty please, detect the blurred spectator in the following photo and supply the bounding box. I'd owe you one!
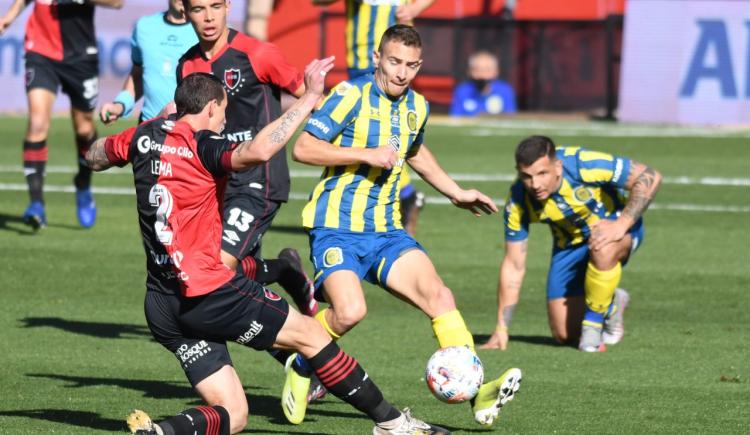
[244,0,274,40]
[450,51,517,117]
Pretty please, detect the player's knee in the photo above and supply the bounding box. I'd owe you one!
[27,116,49,139]
[589,247,619,270]
[333,301,367,331]
[550,326,569,344]
[73,123,96,139]
[227,404,248,434]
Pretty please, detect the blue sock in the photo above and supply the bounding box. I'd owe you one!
[292,354,313,376]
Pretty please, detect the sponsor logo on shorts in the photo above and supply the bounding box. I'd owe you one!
[236,320,264,345]
[323,247,343,268]
[407,110,418,133]
[176,340,212,367]
[263,288,282,301]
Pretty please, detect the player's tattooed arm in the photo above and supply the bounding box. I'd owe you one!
[231,109,301,168]
[622,161,662,222]
[85,137,114,172]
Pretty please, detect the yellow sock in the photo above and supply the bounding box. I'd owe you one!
[431,310,475,353]
[584,262,621,314]
[315,308,341,340]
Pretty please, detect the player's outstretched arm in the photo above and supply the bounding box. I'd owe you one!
[85,137,114,172]
[480,240,528,350]
[230,56,335,170]
[589,160,662,251]
[293,132,398,168]
[100,65,144,124]
[0,0,27,35]
[407,144,498,216]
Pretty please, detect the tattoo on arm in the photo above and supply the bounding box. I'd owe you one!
[85,137,112,171]
[269,109,300,145]
[623,166,659,221]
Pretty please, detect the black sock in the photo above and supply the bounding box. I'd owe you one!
[308,342,401,424]
[74,133,96,189]
[23,140,47,203]
[239,256,283,285]
[157,405,230,435]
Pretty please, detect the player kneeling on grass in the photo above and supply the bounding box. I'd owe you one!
[86,60,447,435]
[285,24,522,429]
[480,135,662,353]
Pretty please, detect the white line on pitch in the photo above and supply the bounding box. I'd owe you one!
[1,183,747,213]
[1,166,748,187]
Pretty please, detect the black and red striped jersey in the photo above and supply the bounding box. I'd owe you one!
[25,1,97,61]
[177,29,303,202]
[104,117,237,297]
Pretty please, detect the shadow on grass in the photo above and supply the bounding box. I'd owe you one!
[20,317,151,339]
[27,373,198,400]
[0,213,82,233]
[0,409,125,432]
[473,333,567,348]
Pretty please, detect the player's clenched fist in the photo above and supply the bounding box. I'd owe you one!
[367,146,398,169]
[303,56,335,97]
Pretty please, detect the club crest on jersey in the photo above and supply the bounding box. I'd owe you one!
[224,68,241,90]
[573,187,594,203]
[263,288,282,301]
[407,110,418,133]
[323,247,343,268]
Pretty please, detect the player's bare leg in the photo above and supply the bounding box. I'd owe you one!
[317,270,368,336]
[386,249,521,427]
[70,108,98,228]
[22,88,55,229]
[547,296,585,344]
[276,308,448,433]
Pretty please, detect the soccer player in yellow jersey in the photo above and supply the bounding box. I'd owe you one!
[284,25,522,429]
[480,136,662,353]
[313,0,435,236]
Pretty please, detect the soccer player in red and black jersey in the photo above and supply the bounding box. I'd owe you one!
[85,64,448,435]
[0,0,123,230]
[176,0,317,318]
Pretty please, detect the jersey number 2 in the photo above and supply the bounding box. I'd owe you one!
[149,184,174,245]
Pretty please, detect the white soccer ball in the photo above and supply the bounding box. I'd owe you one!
[425,346,484,403]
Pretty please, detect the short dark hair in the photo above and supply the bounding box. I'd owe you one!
[515,135,557,167]
[175,73,225,118]
[378,24,422,52]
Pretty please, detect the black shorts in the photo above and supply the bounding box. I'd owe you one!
[25,51,99,111]
[221,190,281,260]
[144,273,289,386]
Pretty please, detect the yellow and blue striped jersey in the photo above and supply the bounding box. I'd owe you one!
[345,0,408,72]
[504,147,634,249]
[302,73,429,232]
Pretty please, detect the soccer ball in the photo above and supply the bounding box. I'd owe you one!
[424,346,483,403]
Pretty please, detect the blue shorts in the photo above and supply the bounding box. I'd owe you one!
[308,228,424,296]
[546,220,645,300]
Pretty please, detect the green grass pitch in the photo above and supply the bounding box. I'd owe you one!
[0,116,748,433]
